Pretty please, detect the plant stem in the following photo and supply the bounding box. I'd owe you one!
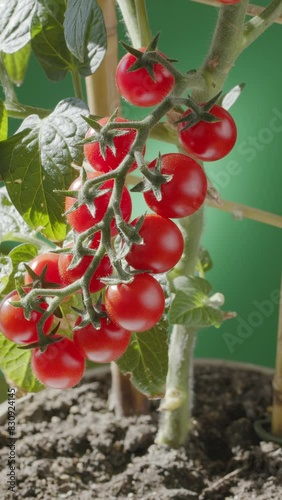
[71,67,84,100]
[191,0,282,26]
[243,0,282,48]
[156,209,204,448]
[134,0,152,46]
[206,198,282,229]
[272,275,282,436]
[116,0,141,47]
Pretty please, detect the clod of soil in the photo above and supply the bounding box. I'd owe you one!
[0,362,281,499]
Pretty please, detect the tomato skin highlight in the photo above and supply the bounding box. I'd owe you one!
[105,274,165,332]
[0,290,53,344]
[58,251,112,293]
[178,104,237,162]
[31,337,85,389]
[84,117,144,173]
[74,314,131,363]
[115,48,175,107]
[24,253,63,287]
[125,214,184,273]
[143,153,207,219]
[65,171,132,235]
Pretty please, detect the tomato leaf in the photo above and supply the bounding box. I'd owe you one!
[0,98,89,242]
[170,276,224,328]
[2,43,31,85]
[0,101,8,142]
[116,317,169,398]
[0,334,44,393]
[64,0,107,76]
[0,187,33,240]
[1,243,38,296]
[0,256,12,294]
[0,0,36,53]
[31,0,73,81]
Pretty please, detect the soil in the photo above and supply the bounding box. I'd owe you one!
[0,362,281,500]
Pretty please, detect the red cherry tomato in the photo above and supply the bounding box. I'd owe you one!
[31,337,85,389]
[115,48,175,107]
[65,171,132,235]
[143,153,207,218]
[178,104,237,162]
[84,117,145,173]
[105,274,165,332]
[58,250,112,293]
[24,253,63,287]
[0,290,53,344]
[125,214,184,273]
[74,312,131,363]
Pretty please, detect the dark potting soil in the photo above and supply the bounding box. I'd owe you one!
[0,363,281,500]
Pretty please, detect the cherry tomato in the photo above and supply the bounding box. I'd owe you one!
[31,337,85,389]
[105,274,165,332]
[58,250,112,293]
[65,171,132,235]
[178,104,237,161]
[115,48,175,107]
[74,312,131,363]
[125,214,184,273]
[84,117,145,173]
[143,153,207,218]
[24,253,63,287]
[0,290,53,344]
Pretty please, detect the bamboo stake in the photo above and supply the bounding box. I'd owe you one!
[272,275,282,436]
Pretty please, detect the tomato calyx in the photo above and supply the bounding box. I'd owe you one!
[18,323,63,352]
[24,262,62,291]
[120,33,162,80]
[72,296,107,331]
[175,92,222,131]
[82,110,133,160]
[131,153,173,202]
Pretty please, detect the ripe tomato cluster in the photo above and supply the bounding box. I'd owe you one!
[0,45,237,391]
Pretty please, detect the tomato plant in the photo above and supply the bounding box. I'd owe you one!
[74,311,131,363]
[143,153,207,218]
[0,0,281,457]
[105,274,165,332]
[31,337,85,389]
[178,104,237,162]
[125,214,184,273]
[0,291,53,344]
[115,48,175,107]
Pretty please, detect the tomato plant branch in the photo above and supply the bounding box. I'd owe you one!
[206,198,282,229]
[272,274,282,436]
[191,0,282,26]
[243,0,282,48]
[70,67,84,100]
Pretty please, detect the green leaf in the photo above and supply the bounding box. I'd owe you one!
[117,317,169,397]
[0,187,33,240]
[2,243,38,296]
[0,98,89,242]
[0,101,8,141]
[0,255,12,294]
[2,43,31,85]
[170,276,224,328]
[0,334,44,393]
[0,0,36,53]
[198,247,213,274]
[64,0,107,76]
[31,0,73,81]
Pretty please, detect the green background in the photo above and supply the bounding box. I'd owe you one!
[0,1,281,399]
